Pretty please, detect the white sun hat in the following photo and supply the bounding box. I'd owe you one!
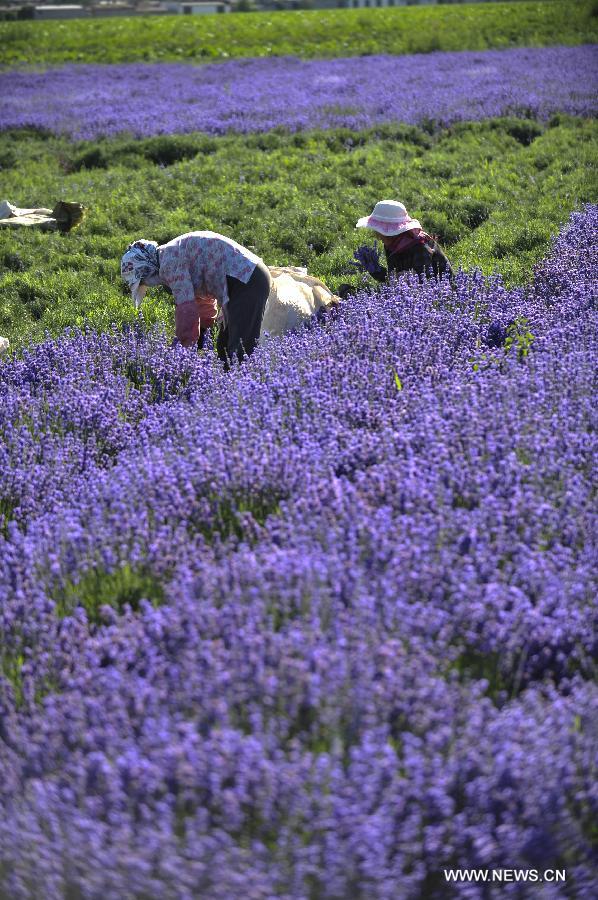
[356,200,421,237]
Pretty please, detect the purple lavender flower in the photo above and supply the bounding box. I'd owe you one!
[484,319,510,348]
[0,206,596,898]
[350,242,383,276]
[0,45,596,139]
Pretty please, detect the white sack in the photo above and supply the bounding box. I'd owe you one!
[260,266,339,342]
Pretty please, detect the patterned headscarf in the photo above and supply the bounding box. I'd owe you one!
[120,240,160,308]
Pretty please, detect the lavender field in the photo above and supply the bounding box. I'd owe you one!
[0,205,596,898]
[1,3,598,894]
[1,44,596,139]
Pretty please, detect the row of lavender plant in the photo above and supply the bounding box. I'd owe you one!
[1,45,596,139]
[0,208,596,898]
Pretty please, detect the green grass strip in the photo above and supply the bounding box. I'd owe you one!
[0,115,596,346]
[1,1,595,67]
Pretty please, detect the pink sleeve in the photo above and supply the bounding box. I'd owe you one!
[195,294,218,329]
[175,300,200,347]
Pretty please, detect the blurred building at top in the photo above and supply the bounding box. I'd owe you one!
[164,1,231,12]
[0,0,529,21]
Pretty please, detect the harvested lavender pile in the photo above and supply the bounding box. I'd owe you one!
[0,207,596,899]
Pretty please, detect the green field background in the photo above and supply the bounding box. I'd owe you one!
[1,1,595,66]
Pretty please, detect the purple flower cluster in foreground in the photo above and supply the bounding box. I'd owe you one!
[1,45,596,139]
[0,207,597,899]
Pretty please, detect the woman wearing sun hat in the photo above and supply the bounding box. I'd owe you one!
[120,232,271,364]
[352,199,452,284]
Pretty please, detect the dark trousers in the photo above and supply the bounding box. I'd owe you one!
[216,261,271,364]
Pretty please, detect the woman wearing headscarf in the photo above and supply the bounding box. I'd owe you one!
[349,199,452,286]
[120,232,271,364]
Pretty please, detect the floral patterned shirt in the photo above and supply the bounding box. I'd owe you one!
[158,231,262,314]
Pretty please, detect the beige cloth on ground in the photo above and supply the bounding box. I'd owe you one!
[260,266,340,342]
[0,200,85,232]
